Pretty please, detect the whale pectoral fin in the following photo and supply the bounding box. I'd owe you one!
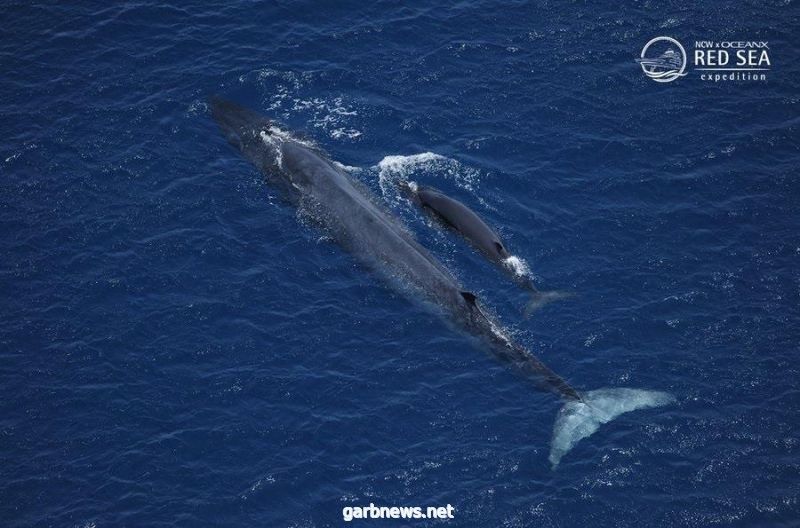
[460,291,478,307]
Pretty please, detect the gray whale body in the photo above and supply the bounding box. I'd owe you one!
[401,182,571,315]
[414,184,511,261]
[210,97,673,467]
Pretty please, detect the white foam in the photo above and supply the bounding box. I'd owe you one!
[332,161,362,173]
[239,68,362,141]
[372,152,482,206]
[376,152,448,178]
[549,388,674,468]
[331,128,363,140]
[259,130,284,169]
[259,125,324,171]
[266,125,317,149]
[304,97,363,140]
[502,255,531,278]
[4,142,36,164]
[187,99,208,116]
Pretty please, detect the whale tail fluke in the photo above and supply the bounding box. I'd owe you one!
[524,290,574,317]
[549,388,674,469]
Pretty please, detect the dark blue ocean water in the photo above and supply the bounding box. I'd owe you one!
[2,2,799,526]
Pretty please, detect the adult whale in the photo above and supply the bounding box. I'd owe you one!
[209,97,673,467]
[399,181,571,315]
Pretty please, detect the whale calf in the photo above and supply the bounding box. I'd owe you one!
[210,97,673,468]
[400,181,570,315]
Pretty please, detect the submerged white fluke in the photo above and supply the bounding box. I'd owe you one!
[549,388,674,468]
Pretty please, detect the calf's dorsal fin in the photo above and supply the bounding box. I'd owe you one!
[460,291,478,306]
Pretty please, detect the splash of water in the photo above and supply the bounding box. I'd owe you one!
[259,130,284,169]
[502,255,532,278]
[372,152,482,206]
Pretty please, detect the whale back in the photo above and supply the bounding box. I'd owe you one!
[417,186,509,261]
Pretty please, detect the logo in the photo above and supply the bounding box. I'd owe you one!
[636,37,771,84]
[637,36,687,83]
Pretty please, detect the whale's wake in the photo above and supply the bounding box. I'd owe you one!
[502,255,532,278]
[372,152,482,205]
[550,388,674,468]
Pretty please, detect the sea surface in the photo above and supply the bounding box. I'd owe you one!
[2,2,799,527]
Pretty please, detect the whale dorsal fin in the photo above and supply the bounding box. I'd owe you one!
[494,242,504,254]
[460,291,478,306]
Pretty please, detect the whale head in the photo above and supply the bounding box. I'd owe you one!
[210,97,305,197]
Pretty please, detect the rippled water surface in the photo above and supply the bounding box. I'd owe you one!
[2,2,799,526]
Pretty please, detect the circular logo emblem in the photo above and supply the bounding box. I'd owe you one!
[637,36,687,83]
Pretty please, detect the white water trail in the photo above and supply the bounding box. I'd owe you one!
[502,255,532,278]
[372,152,482,205]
